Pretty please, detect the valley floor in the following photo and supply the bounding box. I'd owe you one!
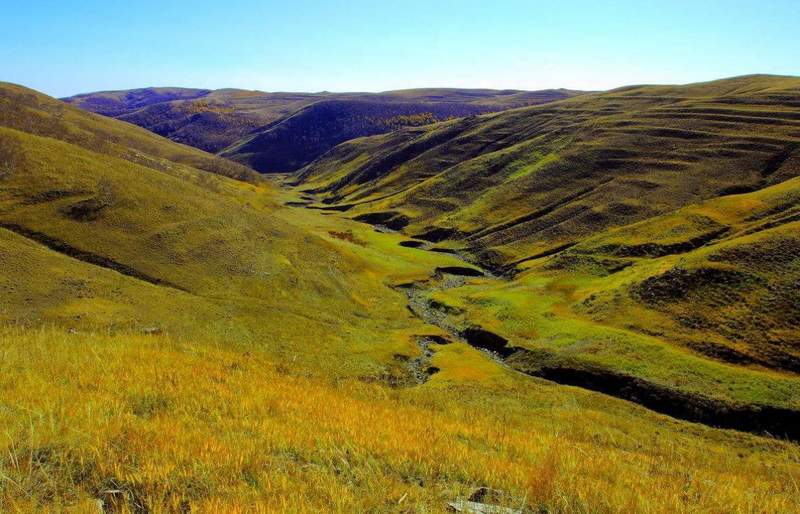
[1,165,798,512]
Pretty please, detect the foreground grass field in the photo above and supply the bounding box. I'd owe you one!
[2,327,799,512]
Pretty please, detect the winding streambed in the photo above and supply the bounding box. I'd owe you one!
[284,190,800,442]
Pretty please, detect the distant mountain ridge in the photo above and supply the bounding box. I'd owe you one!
[63,87,212,116]
[62,86,586,171]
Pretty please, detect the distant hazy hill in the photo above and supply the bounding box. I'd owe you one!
[62,87,212,116]
[63,87,585,171]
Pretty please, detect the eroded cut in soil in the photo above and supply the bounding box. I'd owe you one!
[386,336,442,387]
[435,266,484,277]
[398,240,427,248]
[0,222,189,292]
[401,266,800,441]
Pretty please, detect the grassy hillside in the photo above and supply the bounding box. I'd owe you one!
[407,178,800,432]
[290,75,800,434]
[3,80,800,511]
[63,87,584,170]
[0,83,260,183]
[295,74,800,268]
[0,82,476,375]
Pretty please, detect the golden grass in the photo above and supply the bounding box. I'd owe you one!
[1,327,799,513]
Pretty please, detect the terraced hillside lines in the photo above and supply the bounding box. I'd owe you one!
[64,86,585,171]
[564,175,800,374]
[295,75,800,270]
[354,163,800,438]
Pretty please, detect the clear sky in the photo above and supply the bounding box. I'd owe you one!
[2,0,798,97]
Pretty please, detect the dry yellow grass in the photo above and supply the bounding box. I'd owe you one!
[1,327,798,512]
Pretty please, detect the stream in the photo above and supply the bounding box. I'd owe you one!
[284,190,800,442]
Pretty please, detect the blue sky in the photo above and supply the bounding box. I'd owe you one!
[1,0,798,97]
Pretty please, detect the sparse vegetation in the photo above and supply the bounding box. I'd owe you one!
[328,230,366,246]
[375,111,441,128]
[184,99,235,114]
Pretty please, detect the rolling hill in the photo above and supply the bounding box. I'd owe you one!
[63,86,585,171]
[0,83,261,183]
[292,74,800,435]
[0,81,460,374]
[2,78,800,511]
[295,75,800,269]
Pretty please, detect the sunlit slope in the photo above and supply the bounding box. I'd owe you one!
[0,82,260,182]
[295,75,800,269]
[0,85,475,375]
[413,175,800,424]
[560,174,800,372]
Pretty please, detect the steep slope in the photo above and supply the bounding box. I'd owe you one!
[295,74,800,269]
[63,87,584,167]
